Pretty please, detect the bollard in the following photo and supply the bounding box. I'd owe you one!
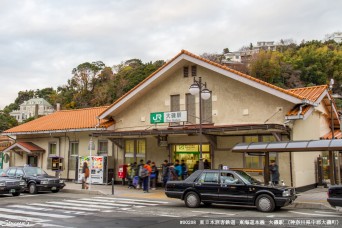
[112,177,114,195]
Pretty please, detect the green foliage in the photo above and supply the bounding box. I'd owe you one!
[0,112,18,132]
[247,40,342,90]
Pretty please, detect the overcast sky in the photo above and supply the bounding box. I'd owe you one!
[0,0,341,109]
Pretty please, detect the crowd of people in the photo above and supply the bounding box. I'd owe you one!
[125,159,191,192]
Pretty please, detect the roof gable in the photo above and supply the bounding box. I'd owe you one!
[99,50,307,119]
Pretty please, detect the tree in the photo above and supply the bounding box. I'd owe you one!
[0,112,18,132]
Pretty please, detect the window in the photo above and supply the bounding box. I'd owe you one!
[170,95,180,112]
[186,93,195,124]
[98,140,108,155]
[15,169,24,177]
[124,139,146,164]
[220,172,241,184]
[7,168,16,177]
[244,135,277,169]
[191,65,197,77]
[183,66,189,77]
[197,172,219,183]
[202,91,212,123]
[69,142,79,170]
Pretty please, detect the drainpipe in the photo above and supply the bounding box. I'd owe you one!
[297,104,306,119]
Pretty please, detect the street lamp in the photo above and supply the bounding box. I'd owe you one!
[329,78,336,185]
[189,76,211,170]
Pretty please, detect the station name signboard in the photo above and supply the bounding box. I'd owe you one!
[150,111,187,124]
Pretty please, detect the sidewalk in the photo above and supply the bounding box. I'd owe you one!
[61,181,335,210]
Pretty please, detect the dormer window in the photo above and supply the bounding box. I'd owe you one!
[183,66,189,77]
[191,65,197,77]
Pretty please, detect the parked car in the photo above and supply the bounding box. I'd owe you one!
[0,175,26,196]
[165,169,297,212]
[4,166,65,194]
[327,185,342,208]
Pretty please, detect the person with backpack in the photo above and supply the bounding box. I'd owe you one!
[82,162,89,189]
[181,160,188,180]
[150,162,158,190]
[161,160,169,187]
[137,159,144,189]
[174,159,182,180]
[141,160,152,193]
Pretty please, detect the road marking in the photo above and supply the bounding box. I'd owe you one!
[30,203,100,212]
[64,199,130,207]
[266,215,275,218]
[18,194,38,197]
[289,211,342,217]
[80,198,156,206]
[47,201,117,209]
[94,197,169,204]
[191,211,236,216]
[159,214,181,218]
[314,211,340,214]
[0,213,50,223]
[0,208,73,219]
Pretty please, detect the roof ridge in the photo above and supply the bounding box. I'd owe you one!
[57,106,109,112]
[287,85,328,91]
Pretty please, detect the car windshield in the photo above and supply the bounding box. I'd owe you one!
[24,167,47,176]
[235,170,261,185]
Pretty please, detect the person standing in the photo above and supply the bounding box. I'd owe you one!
[181,160,188,180]
[269,160,280,185]
[137,159,144,189]
[161,160,169,187]
[142,160,152,193]
[174,159,182,179]
[82,162,89,189]
[150,162,158,190]
[193,161,199,172]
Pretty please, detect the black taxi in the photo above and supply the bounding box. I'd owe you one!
[5,166,65,194]
[165,169,296,212]
[0,176,26,196]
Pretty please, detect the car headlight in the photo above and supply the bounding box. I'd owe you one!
[41,180,48,184]
[282,189,291,197]
[59,180,64,184]
[20,181,26,186]
[0,182,5,187]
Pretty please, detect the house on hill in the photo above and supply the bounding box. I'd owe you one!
[9,98,55,123]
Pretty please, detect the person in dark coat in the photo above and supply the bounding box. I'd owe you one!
[269,160,280,185]
[161,160,169,187]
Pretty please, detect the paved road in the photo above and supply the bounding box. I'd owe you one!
[0,193,341,227]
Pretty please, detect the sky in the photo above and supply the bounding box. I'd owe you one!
[0,0,341,109]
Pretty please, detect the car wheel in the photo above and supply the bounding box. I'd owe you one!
[29,183,38,194]
[256,194,275,212]
[12,192,20,197]
[52,189,60,193]
[184,192,201,208]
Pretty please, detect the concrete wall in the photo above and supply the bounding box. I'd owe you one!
[113,64,294,131]
[291,110,324,187]
[9,131,114,182]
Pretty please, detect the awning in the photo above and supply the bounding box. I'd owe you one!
[3,142,45,154]
[232,139,342,153]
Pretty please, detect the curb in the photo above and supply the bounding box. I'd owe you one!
[61,189,106,195]
[289,202,335,210]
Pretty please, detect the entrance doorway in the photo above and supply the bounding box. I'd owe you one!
[172,144,211,172]
[28,155,38,167]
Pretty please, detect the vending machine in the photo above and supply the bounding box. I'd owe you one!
[78,156,107,184]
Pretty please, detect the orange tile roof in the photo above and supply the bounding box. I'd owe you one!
[285,85,331,117]
[100,50,309,118]
[321,130,342,139]
[287,85,327,102]
[4,106,114,134]
[17,142,45,151]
